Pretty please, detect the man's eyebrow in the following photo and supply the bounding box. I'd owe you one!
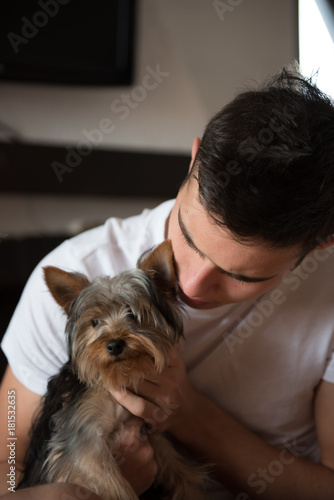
[177,209,278,283]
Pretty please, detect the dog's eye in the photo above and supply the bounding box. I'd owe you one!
[91,319,99,328]
[127,310,137,322]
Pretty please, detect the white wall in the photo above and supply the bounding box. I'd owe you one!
[0,0,298,154]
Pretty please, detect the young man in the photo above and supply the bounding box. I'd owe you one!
[1,68,334,499]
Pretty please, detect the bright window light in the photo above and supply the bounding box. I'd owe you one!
[299,0,334,97]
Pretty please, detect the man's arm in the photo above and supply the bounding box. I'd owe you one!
[315,379,334,470]
[0,483,102,500]
[0,365,41,496]
[111,352,334,500]
[170,381,334,499]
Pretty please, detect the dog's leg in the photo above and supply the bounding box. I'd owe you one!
[44,391,139,500]
[45,434,139,500]
[151,434,211,500]
[65,448,138,500]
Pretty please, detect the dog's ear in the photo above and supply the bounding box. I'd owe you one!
[43,266,90,314]
[138,240,178,295]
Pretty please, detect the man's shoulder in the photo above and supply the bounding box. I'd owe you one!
[39,199,175,278]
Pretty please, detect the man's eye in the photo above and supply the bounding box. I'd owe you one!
[91,319,99,327]
[232,276,247,284]
[181,231,204,258]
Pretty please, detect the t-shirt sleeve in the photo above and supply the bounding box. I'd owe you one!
[1,243,74,396]
[323,349,334,384]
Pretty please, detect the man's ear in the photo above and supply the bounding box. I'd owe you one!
[309,235,334,254]
[189,137,201,174]
[138,240,178,296]
[295,235,334,268]
[43,266,90,314]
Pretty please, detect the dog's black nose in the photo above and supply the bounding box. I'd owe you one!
[106,339,125,356]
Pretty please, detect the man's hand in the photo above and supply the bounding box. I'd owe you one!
[109,350,197,496]
[109,349,196,434]
[115,417,158,496]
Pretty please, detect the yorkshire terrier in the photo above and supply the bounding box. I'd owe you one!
[18,240,210,500]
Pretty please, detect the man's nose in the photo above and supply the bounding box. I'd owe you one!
[181,261,220,298]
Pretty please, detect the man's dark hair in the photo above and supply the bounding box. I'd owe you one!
[192,66,334,255]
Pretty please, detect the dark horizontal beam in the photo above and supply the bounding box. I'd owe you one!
[0,142,190,198]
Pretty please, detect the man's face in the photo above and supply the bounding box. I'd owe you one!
[167,178,301,309]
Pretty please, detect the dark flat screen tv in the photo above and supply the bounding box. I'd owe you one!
[0,0,136,86]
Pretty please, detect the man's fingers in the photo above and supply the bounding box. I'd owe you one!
[109,387,156,421]
[114,416,158,496]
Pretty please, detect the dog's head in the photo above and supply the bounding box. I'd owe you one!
[43,240,183,390]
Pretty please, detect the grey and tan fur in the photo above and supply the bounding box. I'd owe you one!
[18,240,210,500]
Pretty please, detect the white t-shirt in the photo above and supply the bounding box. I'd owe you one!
[2,199,334,499]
